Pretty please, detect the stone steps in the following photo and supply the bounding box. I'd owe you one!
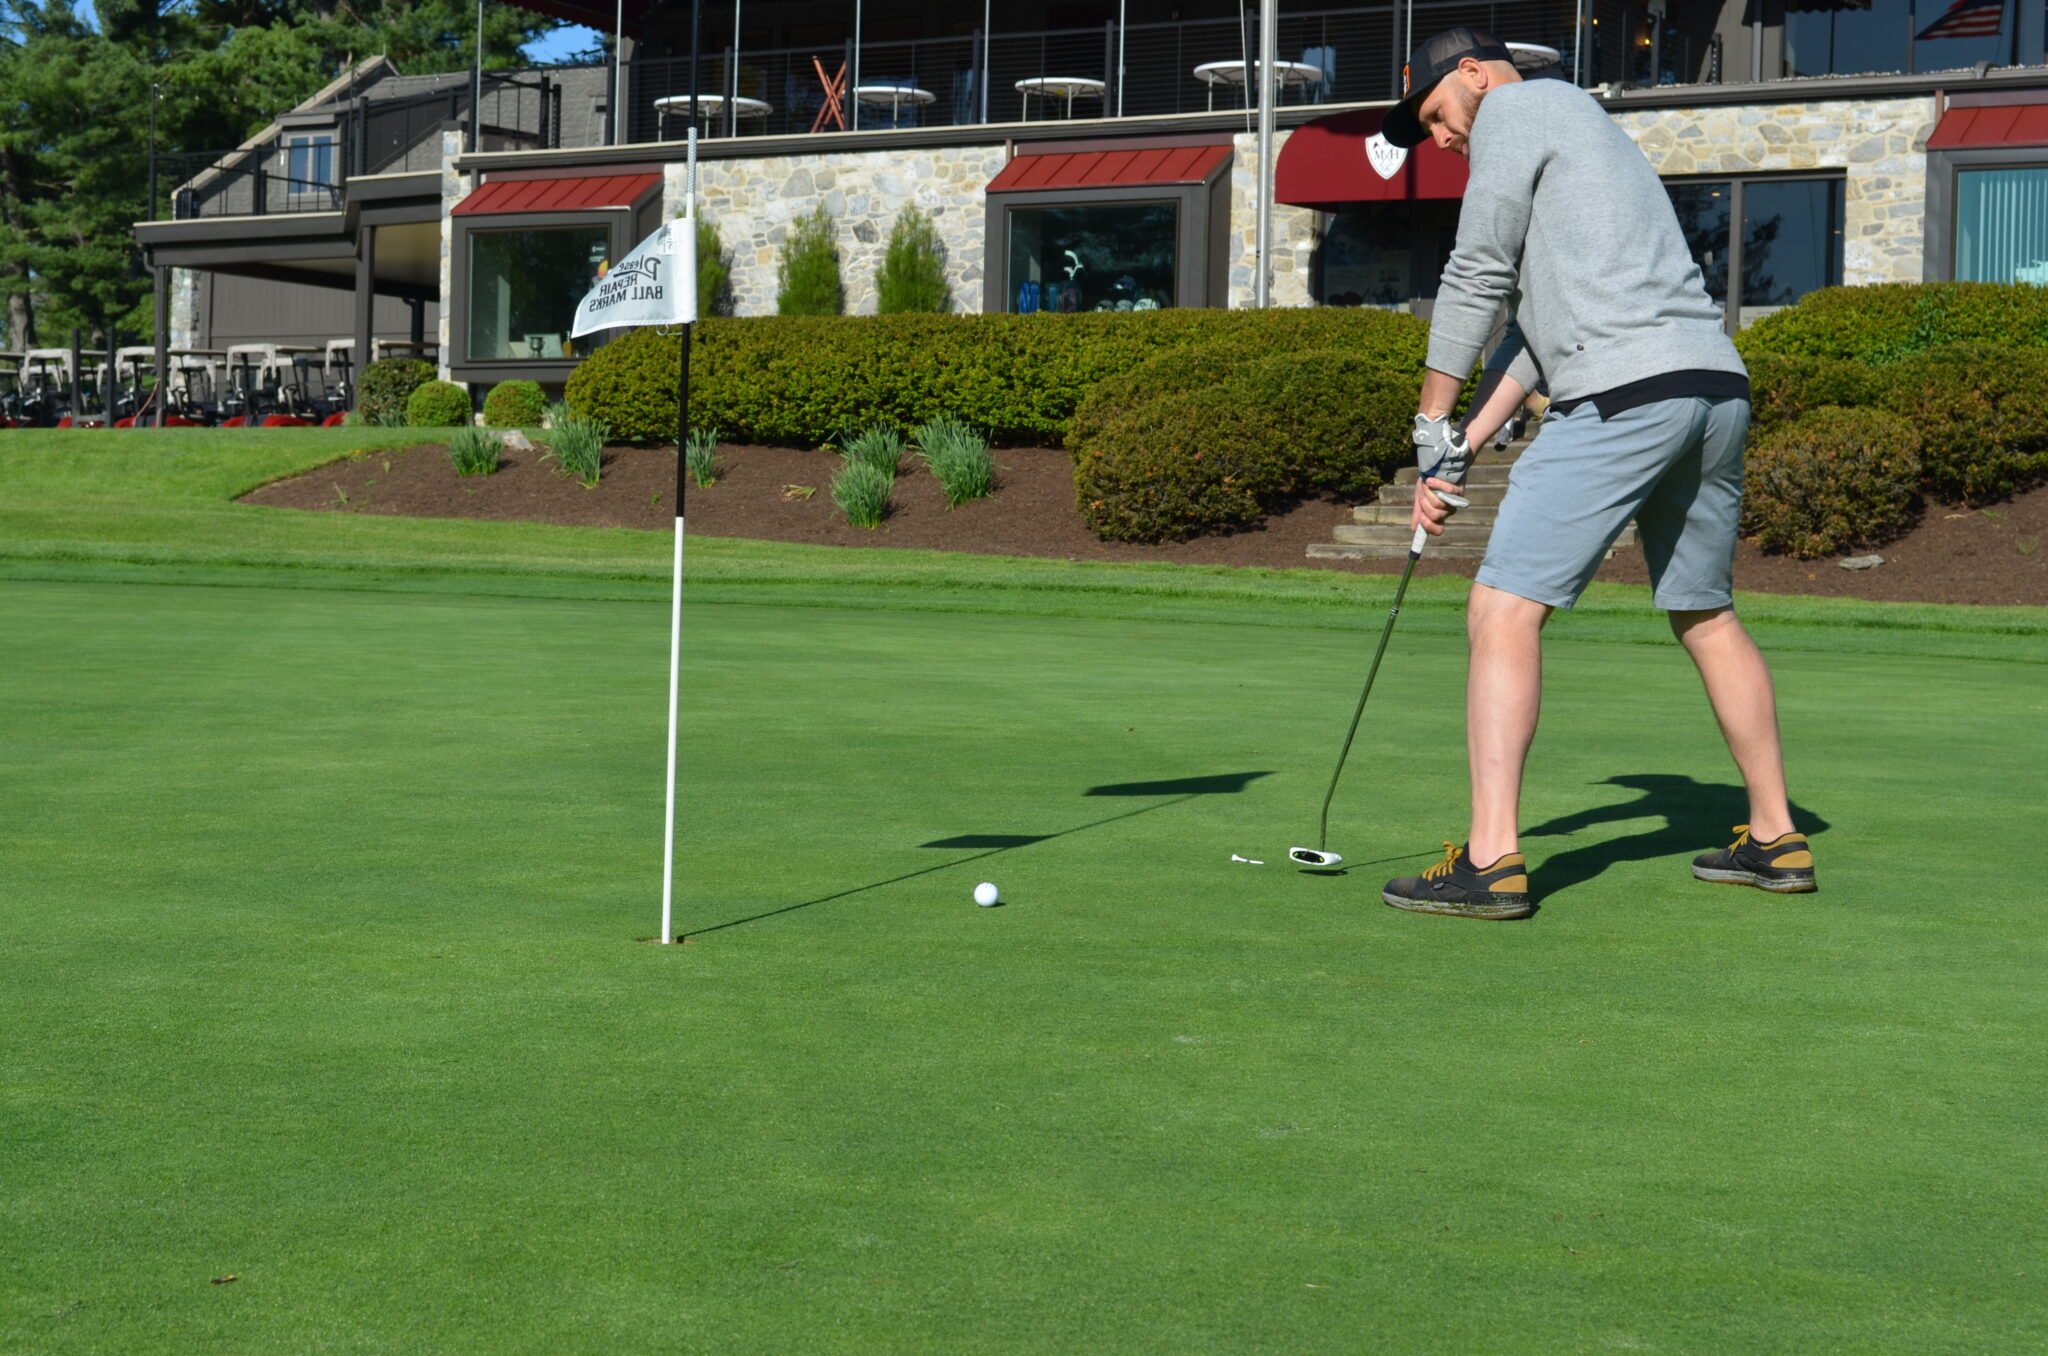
[1312,426,1638,562]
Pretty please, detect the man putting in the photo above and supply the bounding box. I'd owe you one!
[1374,28,1816,920]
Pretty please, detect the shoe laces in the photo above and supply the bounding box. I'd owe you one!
[1422,842,1463,881]
[1728,824,1751,850]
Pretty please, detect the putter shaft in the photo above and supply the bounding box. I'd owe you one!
[1315,525,1429,850]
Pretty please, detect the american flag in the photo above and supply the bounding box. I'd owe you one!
[1916,0,2007,40]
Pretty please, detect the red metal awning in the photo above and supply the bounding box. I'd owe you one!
[1927,102,2048,151]
[451,173,664,216]
[1275,109,1468,210]
[987,144,1231,193]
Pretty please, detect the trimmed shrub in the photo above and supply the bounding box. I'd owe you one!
[482,379,548,428]
[831,459,893,528]
[564,307,1438,447]
[1736,282,2048,366]
[697,217,734,317]
[1744,353,1883,434]
[875,204,949,314]
[1742,407,1921,559]
[776,205,844,316]
[407,380,473,428]
[1071,346,1419,541]
[1074,387,1295,542]
[357,357,434,427]
[914,416,994,506]
[447,425,502,477]
[1873,341,2048,504]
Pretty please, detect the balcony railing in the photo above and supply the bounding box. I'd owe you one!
[609,0,1718,145]
[153,71,563,221]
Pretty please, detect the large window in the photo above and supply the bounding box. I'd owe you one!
[1312,202,1458,312]
[1785,0,2024,78]
[467,227,610,361]
[284,135,334,189]
[1665,176,1843,332]
[1007,203,1178,313]
[1956,166,2048,285]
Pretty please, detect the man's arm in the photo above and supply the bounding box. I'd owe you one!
[1411,367,1528,536]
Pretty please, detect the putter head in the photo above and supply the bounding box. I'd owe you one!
[1289,847,1344,869]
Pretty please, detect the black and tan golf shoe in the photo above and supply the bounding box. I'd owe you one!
[1382,843,1534,920]
[1691,825,1818,893]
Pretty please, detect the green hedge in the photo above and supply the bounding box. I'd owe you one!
[1873,341,2048,504]
[565,308,1437,447]
[482,379,548,428]
[1736,282,2048,366]
[357,358,434,428]
[406,380,474,428]
[1074,346,1419,542]
[1742,407,1922,559]
[1744,353,1883,435]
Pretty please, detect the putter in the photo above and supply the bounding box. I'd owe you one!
[1291,495,1456,869]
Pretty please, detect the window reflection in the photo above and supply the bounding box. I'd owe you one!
[1008,204,1176,313]
[1957,167,2048,286]
[1666,181,1731,307]
[469,228,611,361]
[1740,179,1843,327]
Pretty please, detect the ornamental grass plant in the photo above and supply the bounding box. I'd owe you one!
[445,424,501,477]
[913,416,993,507]
[545,402,607,487]
[830,458,893,528]
[685,427,721,488]
[838,423,906,477]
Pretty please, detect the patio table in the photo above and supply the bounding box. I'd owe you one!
[1015,76,1105,121]
[1193,59,1324,110]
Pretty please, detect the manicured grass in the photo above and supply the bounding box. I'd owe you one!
[2,429,2045,1351]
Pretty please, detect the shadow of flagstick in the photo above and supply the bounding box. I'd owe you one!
[679,794,1202,940]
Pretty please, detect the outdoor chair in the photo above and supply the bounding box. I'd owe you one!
[811,57,847,132]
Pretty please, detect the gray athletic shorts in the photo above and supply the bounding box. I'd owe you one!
[1475,395,1750,612]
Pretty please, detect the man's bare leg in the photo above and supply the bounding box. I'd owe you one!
[1466,582,1552,864]
[1669,608,1795,839]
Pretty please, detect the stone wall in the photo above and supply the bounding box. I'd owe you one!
[1227,131,1317,309]
[1611,95,1934,285]
[665,145,1007,316]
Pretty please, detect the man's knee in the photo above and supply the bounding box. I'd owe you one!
[1468,582,1553,645]
[1669,605,1737,646]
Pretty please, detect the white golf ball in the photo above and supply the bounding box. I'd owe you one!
[973,882,1001,907]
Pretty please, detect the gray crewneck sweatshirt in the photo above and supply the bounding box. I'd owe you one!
[1424,78,1746,401]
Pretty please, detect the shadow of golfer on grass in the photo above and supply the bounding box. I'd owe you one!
[680,771,1272,939]
[1522,773,1829,899]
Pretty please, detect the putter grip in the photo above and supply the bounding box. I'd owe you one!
[1411,524,1428,554]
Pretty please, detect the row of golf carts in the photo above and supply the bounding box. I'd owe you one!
[0,339,436,428]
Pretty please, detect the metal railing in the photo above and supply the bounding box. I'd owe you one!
[606,0,1720,146]
[153,71,562,221]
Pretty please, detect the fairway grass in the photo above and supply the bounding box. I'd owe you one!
[3,432,2045,1352]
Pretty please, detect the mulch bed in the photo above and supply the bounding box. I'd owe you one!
[242,441,2048,607]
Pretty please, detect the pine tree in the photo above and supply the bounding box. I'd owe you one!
[776,205,843,317]
[874,204,949,314]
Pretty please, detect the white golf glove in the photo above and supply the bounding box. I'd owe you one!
[1412,413,1472,509]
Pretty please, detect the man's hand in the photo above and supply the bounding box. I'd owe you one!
[1413,412,1473,489]
[1411,476,1466,535]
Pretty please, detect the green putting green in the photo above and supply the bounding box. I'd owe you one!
[2,431,2044,1351]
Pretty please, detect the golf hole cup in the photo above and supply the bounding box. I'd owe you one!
[974,882,1001,908]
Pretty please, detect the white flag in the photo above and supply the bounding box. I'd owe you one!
[570,219,698,338]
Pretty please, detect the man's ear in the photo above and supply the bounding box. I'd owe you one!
[1459,56,1493,91]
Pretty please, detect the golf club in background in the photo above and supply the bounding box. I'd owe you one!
[1289,482,1462,870]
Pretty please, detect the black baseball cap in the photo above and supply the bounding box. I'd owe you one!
[1379,26,1513,150]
